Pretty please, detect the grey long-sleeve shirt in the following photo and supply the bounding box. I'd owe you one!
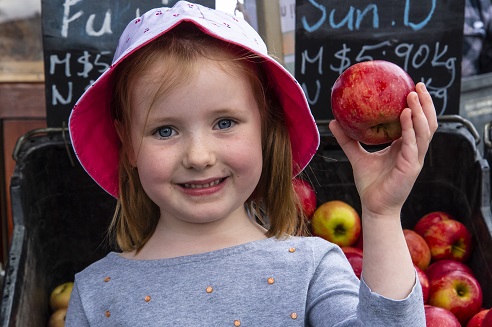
[66,236,425,326]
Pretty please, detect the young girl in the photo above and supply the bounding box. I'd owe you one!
[66,1,437,326]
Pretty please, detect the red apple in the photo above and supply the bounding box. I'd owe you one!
[415,265,430,303]
[50,281,74,311]
[311,200,361,247]
[353,232,363,250]
[428,270,482,325]
[403,229,431,270]
[331,60,415,145]
[425,259,474,282]
[424,305,461,327]
[466,308,490,327]
[422,219,473,262]
[48,307,67,327]
[482,309,492,327]
[414,211,453,237]
[292,178,317,219]
[341,246,363,279]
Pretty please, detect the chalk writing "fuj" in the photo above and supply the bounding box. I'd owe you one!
[301,0,436,32]
[59,0,159,38]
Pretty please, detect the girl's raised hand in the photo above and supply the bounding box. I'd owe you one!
[329,82,438,219]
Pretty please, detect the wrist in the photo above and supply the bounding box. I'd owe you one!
[361,206,402,222]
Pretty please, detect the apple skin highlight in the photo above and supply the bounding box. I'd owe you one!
[331,60,415,145]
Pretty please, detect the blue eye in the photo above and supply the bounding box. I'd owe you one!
[156,126,175,138]
[216,119,235,130]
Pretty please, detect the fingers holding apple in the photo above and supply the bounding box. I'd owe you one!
[331,60,415,145]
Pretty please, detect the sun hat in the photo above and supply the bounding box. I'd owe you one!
[68,0,319,198]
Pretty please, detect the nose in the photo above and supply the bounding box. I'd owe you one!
[182,135,216,170]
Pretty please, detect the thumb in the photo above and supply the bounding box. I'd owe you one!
[329,120,364,163]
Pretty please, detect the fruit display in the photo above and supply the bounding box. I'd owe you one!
[331,60,415,145]
[403,229,431,270]
[341,246,363,279]
[47,282,73,327]
[292,177,317,219]
[482,309,492,327]
[466,308,490,327]
[308,200,491,326]
[310,200,361,247]
[424,304,461,327]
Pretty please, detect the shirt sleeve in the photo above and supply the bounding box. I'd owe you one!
[65,280,90,327]
[306,240,425,326]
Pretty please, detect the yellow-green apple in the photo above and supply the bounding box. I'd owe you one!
[292,178,317,219]
[415,265,430,303]
[341,246,363,279]
[311,200,361,247]
[50,281,74,311]
[482,309,492,327]
[422,219,473,262]
[424,305,461,327]
[428,270,482,325]
[414,211,453,237]
[48,307,67,327]
[425,259,474,282]
[403,229,431,270]
[466,308,490,327]
[331,60,415,145]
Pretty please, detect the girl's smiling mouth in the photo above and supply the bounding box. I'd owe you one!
[182,178,226,189]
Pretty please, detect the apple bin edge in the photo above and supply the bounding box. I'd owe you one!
[0,129,117,327]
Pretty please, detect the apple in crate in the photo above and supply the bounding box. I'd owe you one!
[341,246,363,279]
[413,211,453,237]
[50,281,74,311]
[48,308,67,327]
[424,305,461,327]
[425,259,474,282]
[482,309,492,327]
[331,60,415,145]
[311,200,361,247]
[422,219,473,262]
[403,229,431,270]
[466,308,490,327]
[414,265,430,303]
[292,178,317,219]
[428,270,482,325]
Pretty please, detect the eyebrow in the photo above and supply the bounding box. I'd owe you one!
[149,106,248,123]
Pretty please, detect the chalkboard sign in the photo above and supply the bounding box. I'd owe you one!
[295,0,465,121]
[41,0,215,127]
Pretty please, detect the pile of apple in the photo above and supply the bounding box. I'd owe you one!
[47,281,73,327]
[293,178,492,326]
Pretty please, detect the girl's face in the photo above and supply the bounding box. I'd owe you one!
[128,58,263,232]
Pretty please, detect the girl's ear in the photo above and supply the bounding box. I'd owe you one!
[114,120,137,167]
